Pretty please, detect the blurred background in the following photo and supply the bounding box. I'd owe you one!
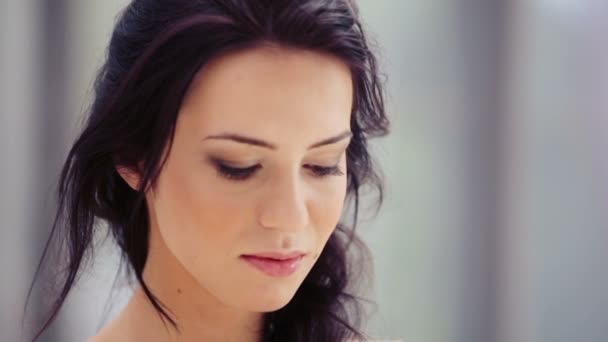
[1,0,607,341]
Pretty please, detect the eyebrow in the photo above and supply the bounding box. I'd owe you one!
[202,130,352,150]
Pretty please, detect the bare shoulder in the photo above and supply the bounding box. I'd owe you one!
[86,290,161,342]
[85,334,106,342]
[86,327,125,342]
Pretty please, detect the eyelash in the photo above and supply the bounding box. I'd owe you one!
[215,163,344,181]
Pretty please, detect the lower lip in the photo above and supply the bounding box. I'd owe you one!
[240,255,304,277]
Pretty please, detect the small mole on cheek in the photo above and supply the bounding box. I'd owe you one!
[177,288,182,295]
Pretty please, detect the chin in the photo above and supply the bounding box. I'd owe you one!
[240,284,300,312]
[251,298,293,312]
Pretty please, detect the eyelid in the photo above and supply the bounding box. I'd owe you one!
[304,164,345,177]
[213,161,261,181]
[307,149,347,163]
[208,155,258,167]
[210,160,344,182]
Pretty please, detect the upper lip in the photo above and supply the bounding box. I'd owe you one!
[242,251,306,260]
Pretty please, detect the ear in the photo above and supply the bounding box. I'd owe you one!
[115,164,142,191]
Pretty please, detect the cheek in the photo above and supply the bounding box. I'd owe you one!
[152,159,246,266]
[309,176,348,247]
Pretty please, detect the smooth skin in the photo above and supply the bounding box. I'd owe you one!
[90,45,354,342]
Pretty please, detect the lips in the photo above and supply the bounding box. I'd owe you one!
[240,252,305,277]
[244,251,305,260]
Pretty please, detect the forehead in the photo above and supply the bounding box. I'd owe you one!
[177,45,353,143]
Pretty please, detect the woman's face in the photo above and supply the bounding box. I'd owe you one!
[143,46,353,312]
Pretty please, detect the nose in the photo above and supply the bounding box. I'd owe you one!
[256,170,310,232]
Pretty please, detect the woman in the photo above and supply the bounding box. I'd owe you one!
[25,0,389,341]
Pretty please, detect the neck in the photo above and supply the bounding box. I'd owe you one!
[118,224,264,342]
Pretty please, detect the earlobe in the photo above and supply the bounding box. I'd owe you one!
[115,165,142,190]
